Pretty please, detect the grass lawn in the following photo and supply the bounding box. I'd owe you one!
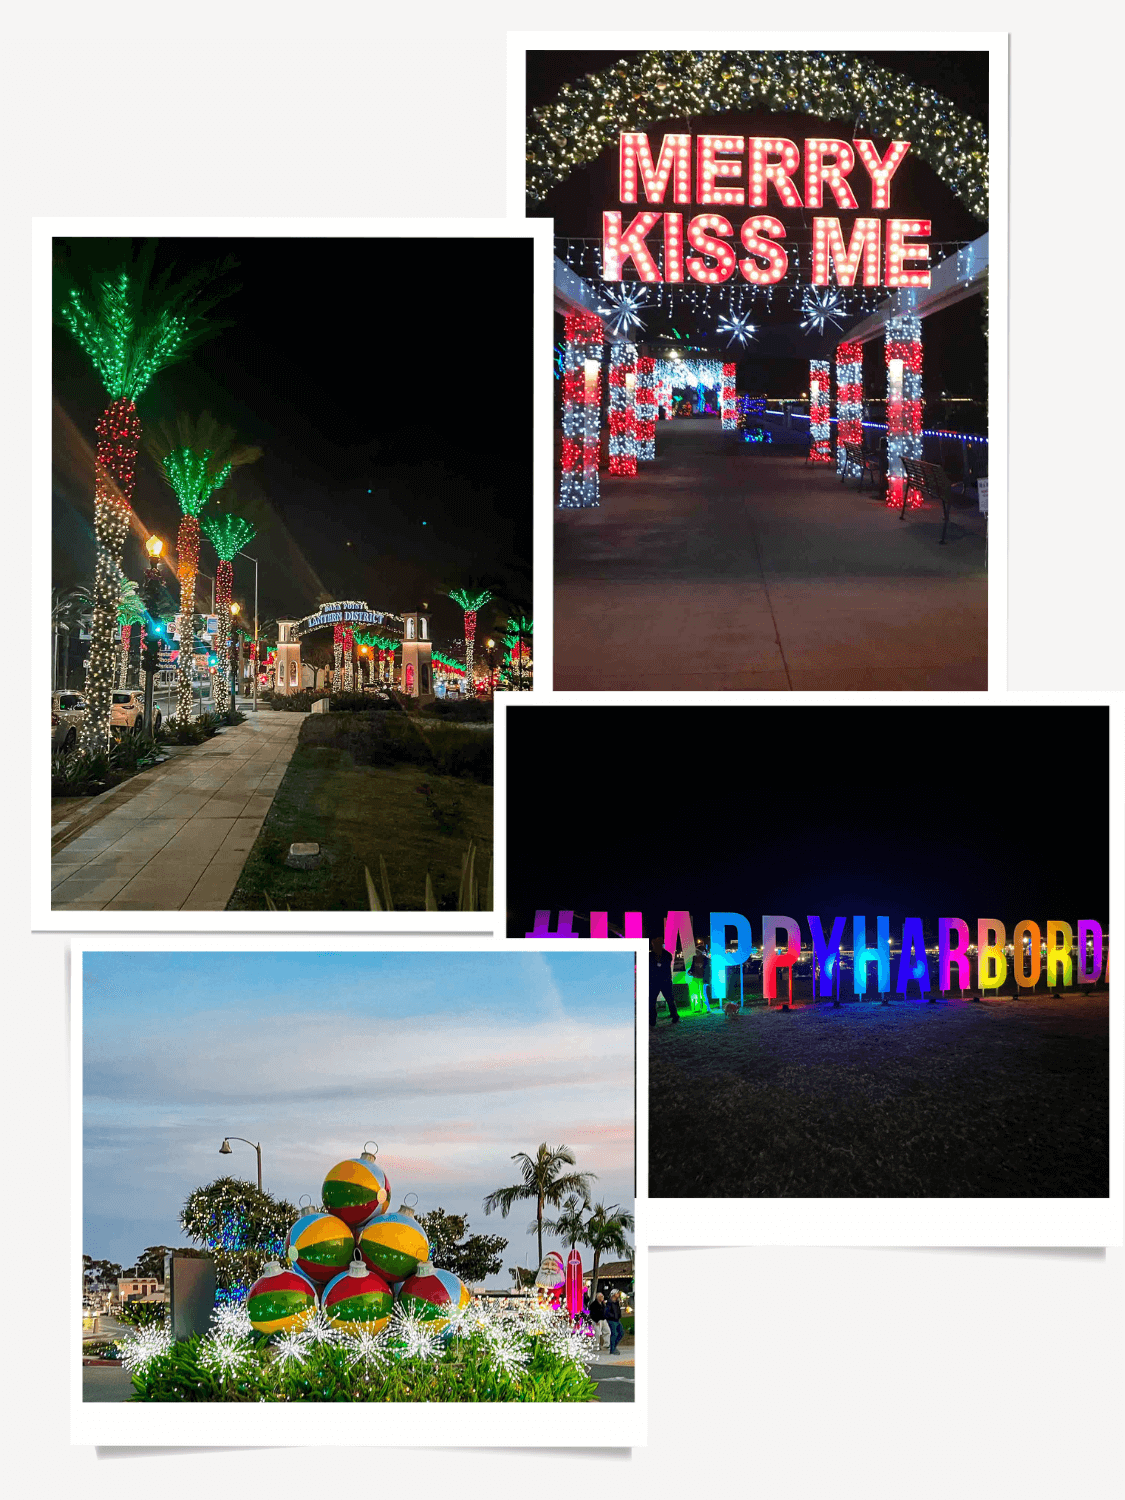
[227,713,492,911]
[651,993,1109,1198]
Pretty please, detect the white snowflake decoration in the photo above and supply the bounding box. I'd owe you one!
[717,310,757,347]
[117,1323,173,1374]
[598,284,648,335]
[799,285,846,334]
[389,1303,445,1363]
[198,1335,253,1381]
[209,1300,253,1340]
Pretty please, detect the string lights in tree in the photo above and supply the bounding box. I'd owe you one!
[635,357,656,460]
[808,359,832,462]
[333,622,344,693]
[201,512,257,715]
[608,340,638,475]
[559,310,604,508]
[343,627,355,691]
[115,576,145,689]
[447,589,492,685]
[835,340,864,477]
[885,313,924,508]
[721,363,738,429]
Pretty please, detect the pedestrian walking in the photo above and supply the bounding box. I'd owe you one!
[650,940,679,1026]
[607,1289,625,1354]
[588,1291,611,1352]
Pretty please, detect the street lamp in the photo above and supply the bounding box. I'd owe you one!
[237,551,259,714]
[229,603,241,706]
[219,1136,262,1191]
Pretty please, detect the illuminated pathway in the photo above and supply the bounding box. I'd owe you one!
[554,418,987,690]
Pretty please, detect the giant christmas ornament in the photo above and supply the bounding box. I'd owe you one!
[358,1206,429,1282]
[397,1261,457,1327]
[322,1257,394,1334]
[284,1211,356,1285]
[434,1267,470,1311]
[247,1262,318,1336]
[322,1146,391,1227]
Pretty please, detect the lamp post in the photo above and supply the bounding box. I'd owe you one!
[238,551,259,714]
[485,638,497,696]
[219,1135,262,1191]
[142,535,167,735]
[229,602,241,707]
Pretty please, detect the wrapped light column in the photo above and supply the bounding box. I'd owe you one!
[333,623,343,693]
[885,313,923,508]
[608,340,638,476]
[809,359,832,462]
[212,559,232,714]
[343,627,355,691]
[721,363,737,429]
[559,309,604,508]
[635,356,656,460]
[835,340,864,477]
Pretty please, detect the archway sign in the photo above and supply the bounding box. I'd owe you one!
[296,601,404,637]
[546,51,988,511]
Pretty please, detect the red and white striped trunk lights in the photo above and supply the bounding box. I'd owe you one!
[808,360,832,463]
[721,364,737,429]
[559,309,604,508]
[635,356,656,460]
[608,340,638,475]
[885,314,923,508]
[835,341,863,477]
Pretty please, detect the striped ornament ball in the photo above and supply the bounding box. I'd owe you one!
[357,1209,429,1282]
[322,1152,391,1228]
[284,1211,356,1285]
[322,1260,394,1334]
[246,1262,318,1336]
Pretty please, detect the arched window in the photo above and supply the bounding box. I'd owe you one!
[406,618,415,639]
[290,659,298,685]
[420,617,428,639]
[405,663,415,693]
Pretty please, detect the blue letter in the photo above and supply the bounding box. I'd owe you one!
[709,912,754,1002]
[895,917,931,995]
[853,915,890,996]
[808,915,846,997]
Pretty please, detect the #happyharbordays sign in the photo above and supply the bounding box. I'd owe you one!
[525,911,1108,1005]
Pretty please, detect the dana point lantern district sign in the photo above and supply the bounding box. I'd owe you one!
[604,134,930,289]
[297,600,405,635]
[524,912,1108,1005]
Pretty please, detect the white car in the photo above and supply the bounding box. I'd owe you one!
[51,691,88,751]
[110,690,161,734]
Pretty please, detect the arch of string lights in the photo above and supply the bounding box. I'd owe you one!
[527,51,987,220]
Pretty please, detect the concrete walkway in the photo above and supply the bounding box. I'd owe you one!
[555,419,987,690]
[51,711,307,911]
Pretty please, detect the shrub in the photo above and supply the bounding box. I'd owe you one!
[159,714,222,745]
[51,733,163,797]
[116,1301,167,1328]
[420,696,493,724]
[297,713,492,783]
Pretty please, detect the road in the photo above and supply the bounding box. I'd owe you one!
[589,1356,635,1402]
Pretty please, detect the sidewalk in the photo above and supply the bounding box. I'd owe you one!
[52,711,307,911]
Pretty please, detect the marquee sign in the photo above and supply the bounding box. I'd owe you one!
[526,911,1108,1004]
[604,134,930,289]
[297,600,404,635]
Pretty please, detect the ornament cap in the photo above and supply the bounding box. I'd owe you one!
[361,1140,379,1162]
[415,1260,435,1278]
[262,1260,282,1277]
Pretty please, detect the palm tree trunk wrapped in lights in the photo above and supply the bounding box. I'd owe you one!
[56,248,236,753]
[447,587,493,689]
[116,577,145,689]
[333,623,344,693]
[201,512,257,716]
[343,627,355,691]
[145,414,261,724]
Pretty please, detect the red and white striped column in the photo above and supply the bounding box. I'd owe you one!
[885,314,923,508]
[608,340,638,476]
[809,359,832,462]
[835,340,863,476]
[721,363,737,429]
[634,355,656,461]
[559,310,604,508]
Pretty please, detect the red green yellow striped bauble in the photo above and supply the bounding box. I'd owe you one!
[358,1210,429,1282]
[398,1261,460,1329]
[284,1211,356,1285]
[322,1262,394,1334]
[322,1153,391,1228]
[247,1262,318,1336]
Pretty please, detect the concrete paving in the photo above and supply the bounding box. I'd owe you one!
[51,711,307,911]
[554,419,987,690]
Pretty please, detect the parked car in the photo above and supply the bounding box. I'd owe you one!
[51,691,88,751]
[110,690,161,734]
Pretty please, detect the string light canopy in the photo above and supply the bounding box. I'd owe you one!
[526,51,988,222]
[56,247,237,755]
[146,413,261,724]
[201,513,257,714]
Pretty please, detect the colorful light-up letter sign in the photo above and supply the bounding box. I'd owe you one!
[977,918,1007,991]
[762,915,801,1004]
[808,360,831,463]
[835,340,863,477]
[559,311,604,509]
[809,914,846,996]
[853,915,891,996]
[709,912,754,1002]
[896,917,931,994]
[603,136,925,288]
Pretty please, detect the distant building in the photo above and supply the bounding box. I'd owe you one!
[114,1276,165,1307]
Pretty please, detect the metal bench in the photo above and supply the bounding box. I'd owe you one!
[840,441,883,494]
[901,457,960,544]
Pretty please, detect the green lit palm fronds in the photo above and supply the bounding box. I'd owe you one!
[448,587,493,613]
[145,412,262,516]
[502,615,533,648]
[202,512,257,562]
[355,631,398,652]
[55,242,239,403]
[433,649,466,672]
[116,576,147,628]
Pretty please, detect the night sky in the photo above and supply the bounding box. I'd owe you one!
[506,707,1109,942]
[52,237,533,649]
[529,49,989,397]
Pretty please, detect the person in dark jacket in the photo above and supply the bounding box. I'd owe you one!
[607,1290,625,1354]
[588,1290,611,1352]
[649,939,680,1026]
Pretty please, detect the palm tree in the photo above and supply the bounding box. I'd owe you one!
[483,1144,596,1270]
[115,576,146,689]
[201,512,257,715]
[580,1201,635,1302]
[447,587,493,686]
[501,615,533,691]
[145,414,260,724]
[55,243,236,752]
[51,585,92,690]
[542,1192,591,1252]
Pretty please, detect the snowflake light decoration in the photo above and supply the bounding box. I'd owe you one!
[198,1335,253,1381]
[270,1330,309,1370]
[800,286,846,334]
[598,284,648,336]
[299,1307,344,1349]
[209,1300,253,1340]
[717,311,757,348]
[343,1327,391,1374]
[389,1303,445,1363]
